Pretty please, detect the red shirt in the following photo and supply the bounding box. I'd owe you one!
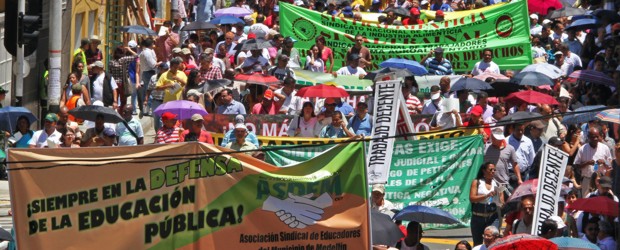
[179,130,214,144]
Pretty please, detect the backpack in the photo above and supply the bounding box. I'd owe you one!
[91,72,114,106]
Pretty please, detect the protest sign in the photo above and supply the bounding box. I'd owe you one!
[531,145,569,236]
[265,144,336,167]
[212,132,350,147]
[367,80,401,184]
[8,142,369,249]
[280,0,532,71]
[358,2,509,24]
[293,69,373,91]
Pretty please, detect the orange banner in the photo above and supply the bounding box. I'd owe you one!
[8,142,369,249]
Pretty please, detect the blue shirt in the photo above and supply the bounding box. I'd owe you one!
[440,3,453,11]
[217,100,247,115]
[336,102,355,117]
[349,114,373,136]
[506,135,537,173]
[319,125,348,138]
[424,58,453,75]
[221,130,259,148]
[116,118,144,146]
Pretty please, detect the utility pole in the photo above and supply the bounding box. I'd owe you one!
[47,0,61,113]
[15,0,25,101]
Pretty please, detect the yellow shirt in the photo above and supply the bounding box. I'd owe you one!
[156,70,188,103]
[351,0,366,9]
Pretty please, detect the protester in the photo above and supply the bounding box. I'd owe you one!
[422,47,453,75]
[156,57,187,103]
[370,184,394,215]
[597,220,616,250]
[278,37,301,68]
[225,123,258,155]
[268,54,296,81]
[421,85,442,114]
[348,102,372,136]
[402,77,422,114]
[471,226,499,250]
[155,21,180,63]
[221,115,260,148]
[116,104,144,146]
[539,218,560,239]
[484,127,522,190]
[510,195,535,234]
[89,60,119,109]
[581,217,600,244]
[8,116,34,148]
[180,114,214,143]
[506,123,537,182]
[319,112,355,138]
[274,77,303,115]
[346,34,372,68]
[305,44,325,72]
[336,53,367,77]
[146,63,169,132]
[469,162,502,246]
[217,88,247,114]
[251,89,278,114]
[395,222,430,250]
[315,35,334,72]
[60,72,91,109]
[287,101,321,137]
[471,48,500,76]
[58,127,80,148]
[574,125,613,198]
[454,241,472,250]
[155,112,183,144]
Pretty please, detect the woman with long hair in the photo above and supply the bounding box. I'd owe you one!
[8,116,34,148]
[315,35,334,73]
[59,127,80,148]
[469,162,503,246]
[60,71,91,107]
[305,44,325,72]
[183,69,203,100]
[287,102,321,137]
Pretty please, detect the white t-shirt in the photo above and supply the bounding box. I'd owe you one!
[574,143,612,177]
[275,88,303,115]
[28,129,62,148]
[471,61,500,76]
[336,66,366,76]
[91,73,118,103]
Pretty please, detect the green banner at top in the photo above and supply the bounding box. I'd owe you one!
[280,1,532,72]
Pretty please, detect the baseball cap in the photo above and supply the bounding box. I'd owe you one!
[530,120,545,129]
[0,86,8,94]
[161,112,177,121]
[263,89,274,100]
[71,83,83,92]
[599,176,612,188]
[547,136,564,146]
[89,60,104,68]
[348,53,361,61]
[191,114,204,121]
[278,54,290,62]
[90,35,101,43]
[372,184,385,194]
[530,14,539,19]
[128,40,138,48]
[45,113,59,122]
[435,47,444,53]
[181,48,192,55]
[542,19,552,25]
[235,123,248,131]
[324,98,336,105]
[470,105,484,116]
[235,114,245,124]
[436,10,444,17]
[491,127,505,140]
[410,8,420,16]
[103,127,116,137]
[554,51,563,56]
[172,47,182,54]
[548,215,566,229]
[421,0,429,4]
[248,33,257,39]
[343,6,353,15]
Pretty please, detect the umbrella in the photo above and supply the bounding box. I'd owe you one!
[550,237,600,250]
[235,73,281,86]
[489,234,558,250]
[593,9,620,23]
[562,105,606,125]
[181,22,217,31]
[240,38,273,51]
[364,67,414,81]
[201,79,233,93]
[379,58,428,76]
[392,205,460,224]
[473,72,509,82]
[296,84,350,98]
[209,15,245,25]
[214,7,252,18]
[520,63,563,79]
[120,25,157,36]
[487,79,522,97]
[383,7,410,17]
[68,105,124,124]
[498,111,542,123]
[545,6,586,19]
[371,210,404,246]
[505,90,559,105]
[567,70,614,87]
[153,100,208,120]
[511,71,555,87]
[507,179,538,202]
[566,196,619,217]
[565,17,600,32]
[0,227,12,241]
[596,109,620,124]
[0,106,37,134]
[450,77,493,92]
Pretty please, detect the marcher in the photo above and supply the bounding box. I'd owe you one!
[225,123,258,155]
[89,61,119,109]
[287,102,321,137]
[471,226,499,250]
[180,114,214,143]
[28,113,61,148]
[395,222,430,250]
[116,104,144,146]
[469,162,502,246]
[370,184,394,215]
[156,112,183,144]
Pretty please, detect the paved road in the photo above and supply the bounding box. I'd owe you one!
[423,227,473,249]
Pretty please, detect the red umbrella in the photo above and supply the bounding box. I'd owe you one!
[504,90,559,105]
[234,73,280,86]
[489,234,558,250]
[507,179,538,202]
[566,196,619,217]
[295,84,349,98]
[566,70,615,87]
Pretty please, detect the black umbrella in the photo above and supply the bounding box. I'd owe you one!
[364,67,413,81]
[371,210,404,246]
[69,105,125,124]
[384,7,410,17]
[545,7,586,19]
[240,38,273,50]
[181,21,218,31]
[0,227,12,241]
[498,111,542,123]
[121,25,157,36]
[565,17,600,31]
[201,79,233,93]
[486,79,522,97]
[450,77,493,92]
[593,9,620,22]
[511,71,555,87]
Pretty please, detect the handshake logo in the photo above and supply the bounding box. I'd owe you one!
[262,193,333,229]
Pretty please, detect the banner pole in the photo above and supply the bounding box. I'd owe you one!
[362,140,373,249]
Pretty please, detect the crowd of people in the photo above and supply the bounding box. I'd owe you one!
[1,0,620,248]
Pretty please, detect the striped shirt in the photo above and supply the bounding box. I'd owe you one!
[156,126,182,144]
[405,95,422,114]
[424,57,453,75]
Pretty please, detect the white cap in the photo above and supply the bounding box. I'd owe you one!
[372,184,385,194]
[530,14,538,19]
[542,19,552,25]
[431,92,441,100]
[235,123,248,131]
[549,215,566,229]
[421,0,429,4]
[128,40,138,48]
[491,127,505,141]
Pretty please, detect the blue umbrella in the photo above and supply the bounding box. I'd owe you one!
[0,106,37,134]
[393,205,460,224]
[562,105,607,125]
[511,71,555,87]
[550,237,600,249]
[450,77,493,92]
[214,7,252,18]
[521,63,563,79]
[120,25,157,36]
[565,18,600,31]
[210,15,245,25]
[379,58,428,76]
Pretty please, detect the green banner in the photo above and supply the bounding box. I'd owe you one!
[266,136,484,229]
[293,69,373,91]
[280,1,532,72]
[265,144,337,166]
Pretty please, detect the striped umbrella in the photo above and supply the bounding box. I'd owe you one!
[596,109,620,124]
[567,70,614,86]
